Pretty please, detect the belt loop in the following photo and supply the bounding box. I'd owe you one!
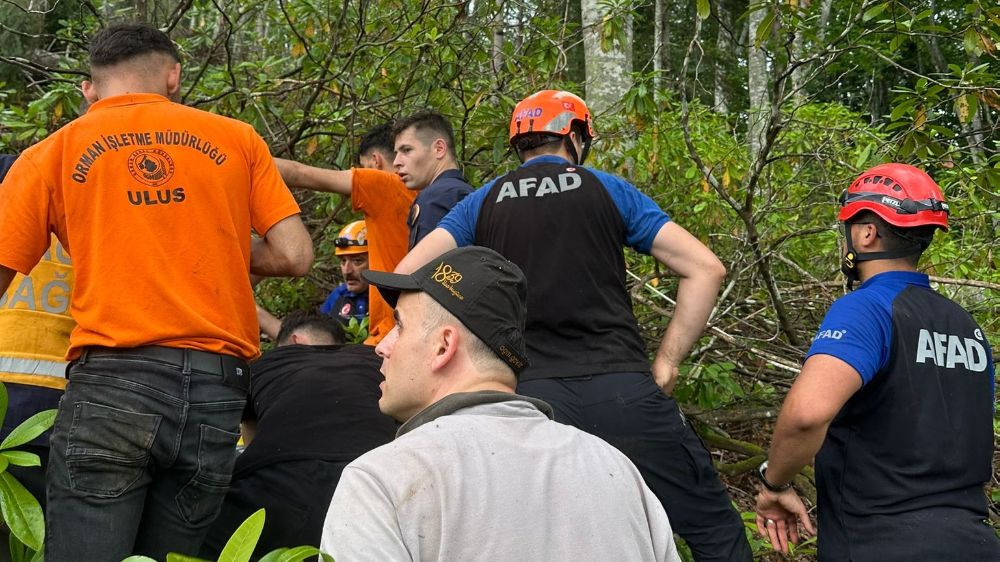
[182,349,192,375]
[79,348,90,365]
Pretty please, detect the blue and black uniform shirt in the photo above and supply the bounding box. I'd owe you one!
[807,271,996,560]
[320,284,369,326]
[438,155,670,380]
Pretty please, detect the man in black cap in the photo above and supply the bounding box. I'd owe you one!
[319,246,680,562]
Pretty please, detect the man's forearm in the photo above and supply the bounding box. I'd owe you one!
[275,157,352,195]
[394,228,458,273]
[653,272,722,368]
[764,418,829,486]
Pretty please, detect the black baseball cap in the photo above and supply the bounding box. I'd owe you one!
[363,246,530,374]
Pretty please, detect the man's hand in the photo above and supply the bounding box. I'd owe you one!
[651,356,679,395]
[755,487,815,554]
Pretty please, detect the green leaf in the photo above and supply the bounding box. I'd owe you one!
[0,382,8,431]
[1,451,40,468]
[754,9,777,47]
[274,546,324,562]
[855,143,873,169]
[219,508,266,562]
[0,410,57,451]
[0,472,44,550]
[862,2,888,22]
[963,27,980,54]
[165,554,212,562]
[696,0,710,20]
[258,549,289,562]
[121,557,159,562]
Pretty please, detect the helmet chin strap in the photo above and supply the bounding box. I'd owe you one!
[563,134,592,166]
[840,229,923,291]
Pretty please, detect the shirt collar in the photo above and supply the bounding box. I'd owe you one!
[396,390,554,438]
[859,270,930,290]
[428,168,466,186]
[88,93,171,113]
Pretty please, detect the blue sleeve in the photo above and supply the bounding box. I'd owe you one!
[437,179,496,247]
[588,169,670,254]
[805,293,893,385]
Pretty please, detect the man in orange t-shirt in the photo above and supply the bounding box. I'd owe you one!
[0,24,313,561]
[276,123,414,344]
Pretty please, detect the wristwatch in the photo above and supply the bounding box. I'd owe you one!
[756,460,793,492]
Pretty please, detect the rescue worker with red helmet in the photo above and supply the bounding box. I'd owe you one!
[319,220,370,324]
[755,163,998,560]
[396,90,752,561]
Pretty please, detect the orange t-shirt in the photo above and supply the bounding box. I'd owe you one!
[0,93,300,361]
[352,168,415,344]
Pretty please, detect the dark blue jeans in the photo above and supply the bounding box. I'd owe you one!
[45,353,246,562]
[519,372,753,562]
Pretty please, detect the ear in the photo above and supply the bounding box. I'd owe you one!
[855,223,880,250]
[289,332,309,346]
[429,325,460,371]
[166,62,181,98]
[370,152,382,170]
[433,138,448,160]
[81,80,100,104]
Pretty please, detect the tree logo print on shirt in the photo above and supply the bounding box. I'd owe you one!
[127,148,175,187]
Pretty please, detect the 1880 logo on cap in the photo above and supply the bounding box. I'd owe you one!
[432,262,464,300]
[128,148,175,187]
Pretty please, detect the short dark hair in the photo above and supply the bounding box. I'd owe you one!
[89,23,180,69]
[392,110,456,158]
[276,311,346,346]
[358,123,394,160]
[511,121,587,158]
[847,211,937,267]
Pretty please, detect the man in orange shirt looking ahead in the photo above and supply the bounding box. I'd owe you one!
[0,23,313,561]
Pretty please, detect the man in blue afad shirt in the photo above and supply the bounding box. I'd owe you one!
[396,90,750,561]
[755,163,998,561]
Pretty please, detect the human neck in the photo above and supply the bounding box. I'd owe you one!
[857,259,918,283]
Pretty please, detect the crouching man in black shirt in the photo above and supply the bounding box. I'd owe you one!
[202,312,397,558]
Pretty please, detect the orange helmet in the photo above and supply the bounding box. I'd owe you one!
[334,220,368,256]
[509,90,594,164]
[509,90,594,141]
[838,163,949,231]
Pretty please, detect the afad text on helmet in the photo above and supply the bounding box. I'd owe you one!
[514,107,544,121]
[495,172,582,203]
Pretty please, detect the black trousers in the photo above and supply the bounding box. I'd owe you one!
[201,459,348,561]
[519,372,753,562]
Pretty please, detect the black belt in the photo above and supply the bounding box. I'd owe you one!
[80,346,250,389]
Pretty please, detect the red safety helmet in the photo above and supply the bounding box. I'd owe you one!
[838,163,949,231]
[508,90,595,143]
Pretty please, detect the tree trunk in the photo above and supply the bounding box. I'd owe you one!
[581,0,632,114]
[654,0,670,96]
[492,0,505,75]
[790,0,808,101]
[747,3,768,160]
[714,0,729,112]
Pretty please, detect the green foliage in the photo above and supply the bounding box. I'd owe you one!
[122,509,335,562]
[0,383,55,556]
[343,316,369,344]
